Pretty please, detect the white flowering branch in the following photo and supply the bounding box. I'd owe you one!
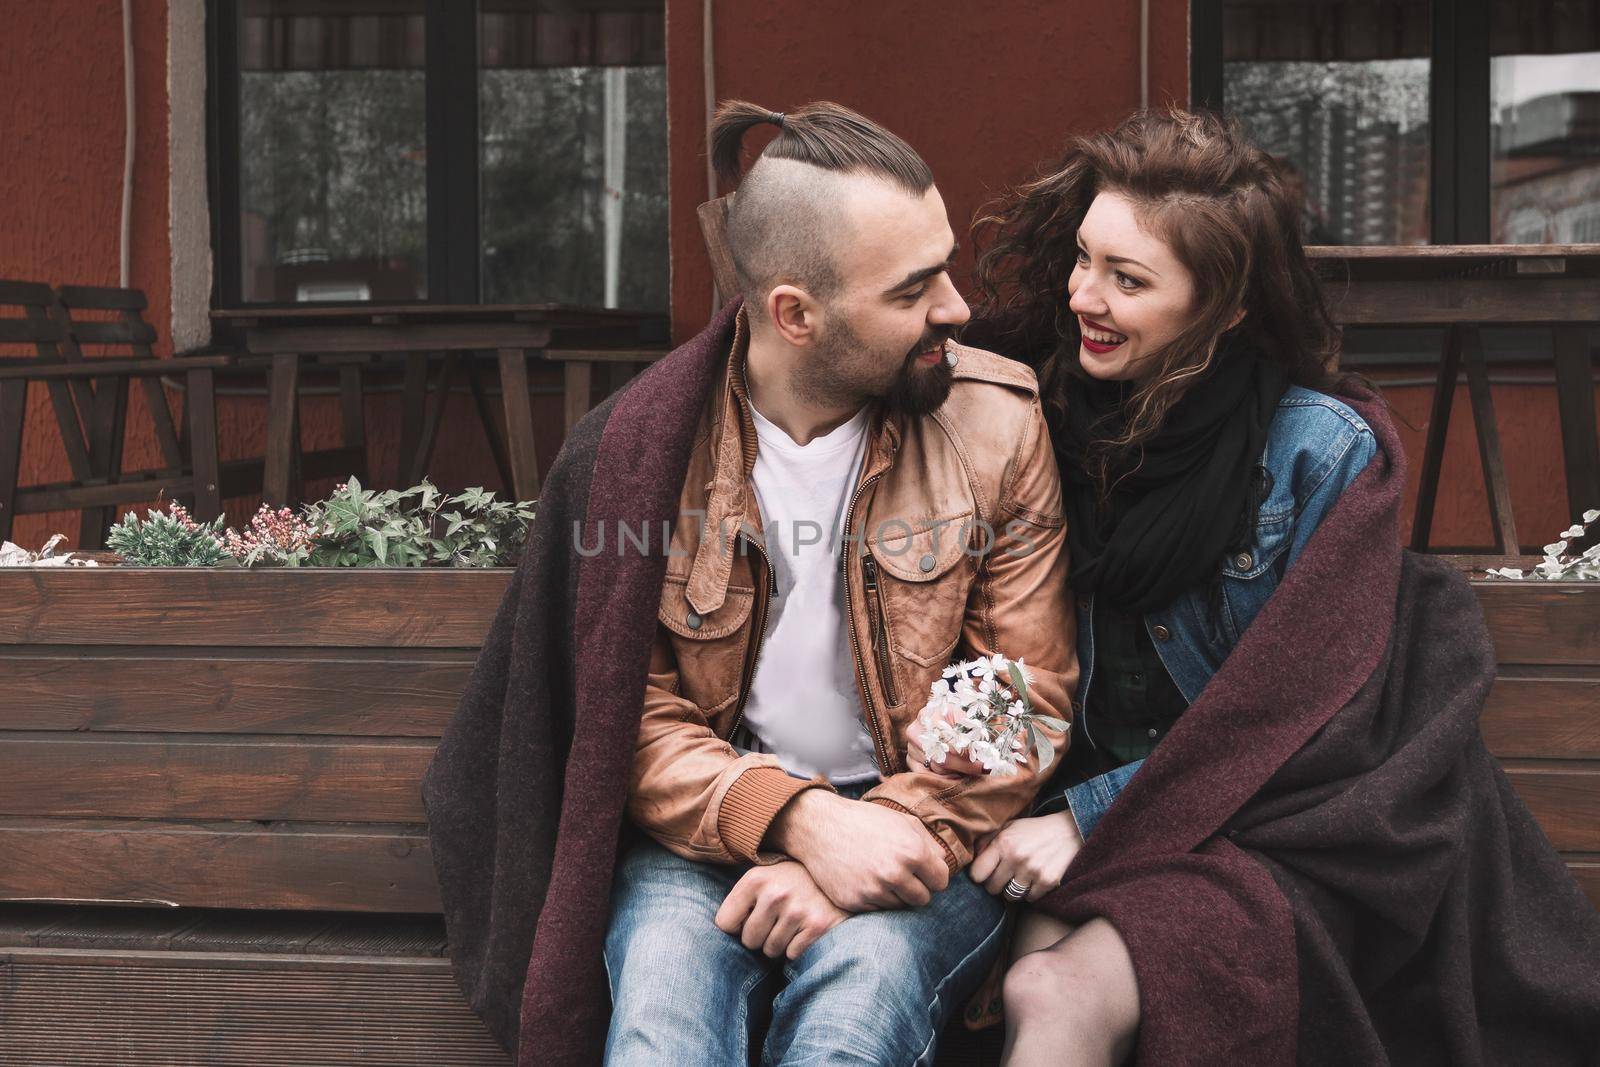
[1485,508,1600,581]
[914,654,1070,777]
[222,505,317,567]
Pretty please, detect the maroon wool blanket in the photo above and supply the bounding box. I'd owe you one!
[1038,385,1600,1064]
[422,303,1600,1064]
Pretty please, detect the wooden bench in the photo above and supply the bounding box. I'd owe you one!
[1467,568,1600,903]
[0,564,1592,1063]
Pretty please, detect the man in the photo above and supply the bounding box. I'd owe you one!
[602,100,1077,1065]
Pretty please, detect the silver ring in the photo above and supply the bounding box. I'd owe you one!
[1002,878,1030,901]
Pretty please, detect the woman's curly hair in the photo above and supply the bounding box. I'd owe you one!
[971,108,1343,496]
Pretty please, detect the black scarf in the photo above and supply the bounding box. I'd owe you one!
[1057,335,1289,613]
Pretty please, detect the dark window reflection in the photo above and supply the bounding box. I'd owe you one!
[1490,1,1600,244]
[479,1,669,311]
[1223,1,1431,245]
[238,0,428,303]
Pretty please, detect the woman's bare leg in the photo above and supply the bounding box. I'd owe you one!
[1009,907,1075,961]
[999,915,1141,1067]
[999,908,1076,1063]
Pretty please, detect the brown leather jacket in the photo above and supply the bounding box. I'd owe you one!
[629,313,1078,872]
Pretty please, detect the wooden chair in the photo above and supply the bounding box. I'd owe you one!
[0,281,228,548]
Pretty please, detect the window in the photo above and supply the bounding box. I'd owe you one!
[1217,1,1432,245]
[210,0,668,310]
[1195,0,1600,247]
[1489,1,1600,245]
[479,1,668,310]
[233,1,428,302]
[1558,204,1600,244]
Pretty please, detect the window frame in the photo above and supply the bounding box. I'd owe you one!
[1189,0,1495,244]
[209,0,664,310]
[1190,0,1600,368]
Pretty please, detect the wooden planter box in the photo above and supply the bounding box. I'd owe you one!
[0,567,512,913]
[0,566,1593,910]
[0,567,515,1064]
[1468,576,1600,907]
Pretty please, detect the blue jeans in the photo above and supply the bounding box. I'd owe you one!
[603,787,1006,1066]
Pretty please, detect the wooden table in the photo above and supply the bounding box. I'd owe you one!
[211,305,669,504]
[1309,244,1600,553]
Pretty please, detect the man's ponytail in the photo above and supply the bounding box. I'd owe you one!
[710,101,788,186]
[709,99,932,193]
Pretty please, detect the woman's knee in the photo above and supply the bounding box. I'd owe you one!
[1002,921,1140,1037]
[1001,946,1072,1026]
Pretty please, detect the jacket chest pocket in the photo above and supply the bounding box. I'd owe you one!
[865,512,975,677]
[1218,512,1290,646]
[658,575,754,714]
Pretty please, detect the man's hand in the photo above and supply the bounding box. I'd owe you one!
[765,790,950,911]
[969,811,1082,902]
[714,860,849,960]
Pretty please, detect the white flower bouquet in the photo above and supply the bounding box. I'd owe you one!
[914,654,1069,777]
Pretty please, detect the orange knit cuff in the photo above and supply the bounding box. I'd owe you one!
[719,767,819,863]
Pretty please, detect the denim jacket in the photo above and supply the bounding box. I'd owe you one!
[1036,385,1378,838]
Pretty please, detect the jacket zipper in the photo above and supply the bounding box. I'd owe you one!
[723,532,778,744]
[842,472,894,775]
[861,552,900,706]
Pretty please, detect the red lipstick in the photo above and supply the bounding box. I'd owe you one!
[1079,317,1126,354]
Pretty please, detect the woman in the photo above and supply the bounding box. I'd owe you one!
[912,110,1600,1065]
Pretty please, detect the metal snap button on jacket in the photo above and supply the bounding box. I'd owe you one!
[918,553,937,573]
[686,610,703,630]
[1152,624,1172,641]
[1234,552,1253,570]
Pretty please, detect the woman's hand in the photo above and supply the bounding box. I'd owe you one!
[906,716,986,776]
[969,812,1083,902]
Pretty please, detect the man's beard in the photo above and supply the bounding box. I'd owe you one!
[881,336,955,417]
[801,315,956,418]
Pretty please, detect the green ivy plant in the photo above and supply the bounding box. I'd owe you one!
[303,478,536,568]
[304,479,435,568]
[1486,508,1599,581]
[428,484,539,568]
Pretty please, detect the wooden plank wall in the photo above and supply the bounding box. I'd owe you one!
[0,905,509,1067]
[1473,581,1600,907]
[0,569,509,912]
[0,568,1593,911]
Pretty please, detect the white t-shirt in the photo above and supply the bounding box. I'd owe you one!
[738,400,881,785]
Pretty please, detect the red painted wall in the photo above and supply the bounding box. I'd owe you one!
[1,1,174,549]
[1379,372,1600,550]
[665,0,1192,343]
[1,3,1593,554]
